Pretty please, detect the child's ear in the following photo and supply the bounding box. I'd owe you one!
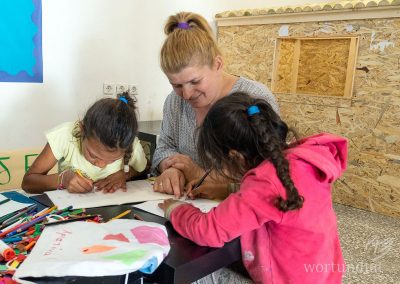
[228,150,245,161]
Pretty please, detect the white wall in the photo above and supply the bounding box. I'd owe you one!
[0,0,328,150]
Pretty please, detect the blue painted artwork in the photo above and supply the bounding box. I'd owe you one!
[0,0,42,83]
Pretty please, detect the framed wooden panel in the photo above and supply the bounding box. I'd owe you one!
[271,36,359,98]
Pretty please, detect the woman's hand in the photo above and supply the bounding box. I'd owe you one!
[164,154,204,181]
[63,170,93,193]
[94,170,127,193]
[186,180,230,201]
[153,168,185,198]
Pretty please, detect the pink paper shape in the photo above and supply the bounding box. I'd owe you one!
[104,233,130,243]
[131,225,169,246]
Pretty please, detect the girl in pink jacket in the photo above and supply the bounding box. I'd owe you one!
[160,92,347,283]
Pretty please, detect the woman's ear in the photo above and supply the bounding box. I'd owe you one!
[213,55,224,71]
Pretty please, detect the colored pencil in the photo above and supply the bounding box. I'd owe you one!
[6,213,50,237]
[45,215,99,227]
[52,205,73,215]
[109,209,131,221]
[1,204,36,227]
[75,169,84,178]
[0,199,10,206]
[133,213,144,221]
[191,168,212,193]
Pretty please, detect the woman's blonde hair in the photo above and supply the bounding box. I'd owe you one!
[160,12,222,74]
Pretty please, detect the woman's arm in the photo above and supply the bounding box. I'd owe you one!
[151,94,180,174]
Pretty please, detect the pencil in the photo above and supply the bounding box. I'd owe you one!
[75,169,84,178]
[0,198,10,206]
[133,213,144,221]
[52,205,73,215]
[1,204,37,227]
[76,169,90,180]
[191,168,212,193]
[34,205,57,218]
[76,169,94,192]
[6,213,50,237]
[0,218,26,235]
[109,209,131,221]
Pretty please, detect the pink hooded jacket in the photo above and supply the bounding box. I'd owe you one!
[169,133,347,283]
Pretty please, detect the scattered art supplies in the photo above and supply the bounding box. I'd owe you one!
[0,194,34,220]
[13,219,170,282]
[134,199,220,218]
[46,180,171,209]
[0,204,99,282]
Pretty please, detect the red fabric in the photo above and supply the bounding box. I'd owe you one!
[170,133,347,283]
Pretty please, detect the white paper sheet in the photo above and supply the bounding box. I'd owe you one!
[46,180,171,209]
[0,194,33,218]
[133,199,220,218]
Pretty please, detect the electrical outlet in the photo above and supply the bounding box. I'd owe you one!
[103,83,115,95]
[128,84,138,96]
[116,84,129,94]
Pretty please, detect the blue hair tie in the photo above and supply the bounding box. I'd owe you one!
[119,96,128,104]
[247,105,260,116]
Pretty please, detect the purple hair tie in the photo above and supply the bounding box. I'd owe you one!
[177,22,191,30]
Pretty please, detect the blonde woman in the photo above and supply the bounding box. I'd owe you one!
[152,12,279,199]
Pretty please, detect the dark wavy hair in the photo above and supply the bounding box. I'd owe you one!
[73,92,138,168]
[197,92,304,212]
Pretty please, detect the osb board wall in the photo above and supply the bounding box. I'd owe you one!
[274,39,296,94]
[275,38,351,96]
[218,18,400,218]
[298,39,349,95]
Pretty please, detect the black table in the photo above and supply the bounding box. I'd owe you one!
[29,194,241,284]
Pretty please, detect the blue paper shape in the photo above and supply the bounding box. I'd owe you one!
[0,0,43,82]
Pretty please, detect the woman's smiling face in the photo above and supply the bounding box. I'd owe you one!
[166,57,223,109]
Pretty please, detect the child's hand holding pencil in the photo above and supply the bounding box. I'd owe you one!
[185,169,231,201]
[185,169,213,199]
[62,169,93,193]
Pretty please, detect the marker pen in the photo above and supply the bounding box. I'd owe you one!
[0,239,16,261]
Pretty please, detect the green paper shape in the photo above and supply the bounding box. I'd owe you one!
[103,249,148,265]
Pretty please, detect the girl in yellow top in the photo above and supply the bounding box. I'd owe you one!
[22,93,147,194]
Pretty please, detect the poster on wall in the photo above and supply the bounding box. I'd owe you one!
[0,0,42,83]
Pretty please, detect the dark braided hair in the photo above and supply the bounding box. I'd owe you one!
[197,92,304,212]
[73,92,138,170]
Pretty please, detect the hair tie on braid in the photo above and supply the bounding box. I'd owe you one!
[247,105,260,116]
[119,96,128,104]
[177,22,191,30]
[124,164,129,173]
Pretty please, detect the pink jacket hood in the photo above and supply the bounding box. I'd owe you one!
[285,133,348,184]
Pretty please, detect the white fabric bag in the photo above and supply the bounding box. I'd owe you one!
[14,219,170,282]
